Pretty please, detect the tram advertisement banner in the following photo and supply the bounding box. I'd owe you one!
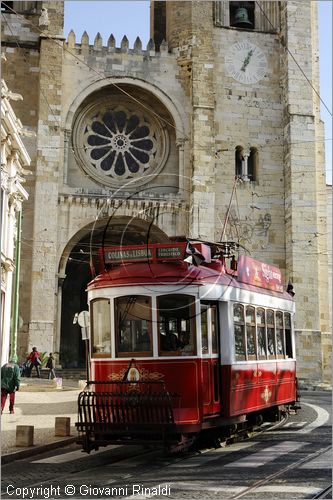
[237,256,283,292]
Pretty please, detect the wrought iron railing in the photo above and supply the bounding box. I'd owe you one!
[76,381,179,451]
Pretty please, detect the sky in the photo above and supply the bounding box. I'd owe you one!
[64,1,332,184]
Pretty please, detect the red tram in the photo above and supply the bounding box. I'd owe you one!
[76,241,299,452]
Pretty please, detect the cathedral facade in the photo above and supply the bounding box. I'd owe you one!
[1,1,330,385]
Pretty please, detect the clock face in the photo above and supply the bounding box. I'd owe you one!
[225,41,267,84]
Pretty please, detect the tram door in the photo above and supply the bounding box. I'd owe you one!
[201,303,221,416]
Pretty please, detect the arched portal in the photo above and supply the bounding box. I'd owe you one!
[58,217,169,368]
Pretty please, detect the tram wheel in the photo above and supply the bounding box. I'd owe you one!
[165,434,196,455]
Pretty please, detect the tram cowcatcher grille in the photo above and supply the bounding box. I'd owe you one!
[76,381,178,451]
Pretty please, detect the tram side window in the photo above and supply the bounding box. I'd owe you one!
[256,308,267,359]
[201,305,218,355]
[115,296,152,357]
[91,299,111,357]
[266,309,276,359]
[246,306,256,359]
[211,306,218,354]
[275,311,285,358]
[233,304,246,361]
[201,305,208,354]
[158,294,196,356]
[284,313,293,358]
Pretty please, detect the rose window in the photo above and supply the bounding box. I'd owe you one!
[73,99,169,188]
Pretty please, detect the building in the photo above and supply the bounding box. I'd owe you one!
[1,76,30,364]
[1,1,330,384]
[325,183,332,383]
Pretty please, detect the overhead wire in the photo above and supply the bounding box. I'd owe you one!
[255,0,332,116]
[1,2,186,139]
[3,1,331,156]
[2,2,331,254]
[2,1,332,201]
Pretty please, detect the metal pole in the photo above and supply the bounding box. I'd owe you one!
[85,338,90,383]
[220,178,238,242]
[10,210,22,363]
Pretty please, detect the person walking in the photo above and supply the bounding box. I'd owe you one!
[46,353,56,380]
[1,359,20,414]
[27,347,41,378]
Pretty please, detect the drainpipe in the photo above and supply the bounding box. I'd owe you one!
[10,209,22,363]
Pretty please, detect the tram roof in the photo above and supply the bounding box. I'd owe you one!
[88,247,293,301]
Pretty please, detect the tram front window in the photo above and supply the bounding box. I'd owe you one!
[115,296,152,357]
[91,299,111,357]
[158,295,196,356]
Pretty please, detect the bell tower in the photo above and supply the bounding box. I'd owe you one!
[151,0,330,385]
[151,1,217,242]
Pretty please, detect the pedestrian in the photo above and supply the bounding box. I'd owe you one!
[46,353,56,380]
[20,360,30,377]
[1,359,20,414]
[27,347,41,378]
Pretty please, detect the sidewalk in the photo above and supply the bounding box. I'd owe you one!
[1,379,83,463]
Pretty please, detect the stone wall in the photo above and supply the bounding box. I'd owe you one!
[1,1,330,384]
[212,26,284,262]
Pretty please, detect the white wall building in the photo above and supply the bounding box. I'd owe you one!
[1,78,30,365]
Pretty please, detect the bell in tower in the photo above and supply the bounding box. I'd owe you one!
[230,1,254,29]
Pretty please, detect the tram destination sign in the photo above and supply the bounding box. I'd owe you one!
[104,248,153,263]
[156,246,184,259]
[102,243,187,265]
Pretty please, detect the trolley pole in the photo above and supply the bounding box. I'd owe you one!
[85,337,90,383]
[10,210,22,363]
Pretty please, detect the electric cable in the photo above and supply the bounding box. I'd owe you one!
[255,0,332,116]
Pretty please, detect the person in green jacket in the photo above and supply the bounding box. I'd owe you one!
[1,360,20,414]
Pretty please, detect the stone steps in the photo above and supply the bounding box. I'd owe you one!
[20,369,87,391]
[20,377,62,392]
[58,369,87,380]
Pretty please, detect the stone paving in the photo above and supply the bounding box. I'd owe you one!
[1,379,330,461]
[1,379,82,456]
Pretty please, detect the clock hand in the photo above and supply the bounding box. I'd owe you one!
[240,49,254,72]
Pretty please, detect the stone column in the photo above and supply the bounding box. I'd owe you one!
[55,275,66,357]
[189,3,216,242]
[242,151,250,181]
[176,138,186,195]
[28,2,64,352]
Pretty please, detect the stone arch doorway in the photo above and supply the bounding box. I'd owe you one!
[58,217,169,368]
